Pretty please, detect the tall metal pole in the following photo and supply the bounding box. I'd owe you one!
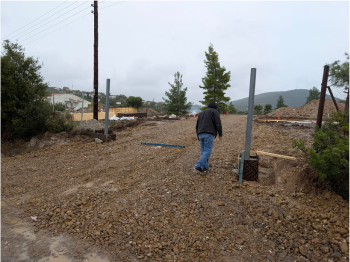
[53,94,55,112]
[93,1,99,120]
[316,65,329,128]
[244,68,257,160]
[104,79,110,136]
[80,92,84,130]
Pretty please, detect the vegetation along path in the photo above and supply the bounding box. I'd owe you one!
[1,115,349,262]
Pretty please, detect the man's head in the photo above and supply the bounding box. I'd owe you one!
[207,102,218,110]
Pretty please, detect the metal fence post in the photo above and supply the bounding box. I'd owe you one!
[80,92,84,130]
[244,68,257,160]
[104,79,110,137]
[316,65,330,128]
[53,94,55,112]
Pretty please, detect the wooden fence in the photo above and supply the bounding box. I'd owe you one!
[70,107,138,121]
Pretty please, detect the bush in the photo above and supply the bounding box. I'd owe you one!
[1,40,52,141]
[55,103,66,112]
[7,100,52,141]
[46,113,73,133]
[65,112,72,121]
[293,112,349,200]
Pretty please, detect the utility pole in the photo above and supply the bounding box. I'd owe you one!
[93,1,98,120]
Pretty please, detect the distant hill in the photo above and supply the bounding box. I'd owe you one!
[230,89,339,111]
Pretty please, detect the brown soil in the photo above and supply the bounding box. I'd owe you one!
[1,115,349,262]
[265,99,345,119]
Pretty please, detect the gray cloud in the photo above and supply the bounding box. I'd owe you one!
[1,1,349,104]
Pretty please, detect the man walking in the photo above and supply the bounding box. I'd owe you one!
[194,102,222,172]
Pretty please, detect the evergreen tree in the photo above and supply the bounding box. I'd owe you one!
[228,102,237,114]
[276,95,288,109]
[263,104,272,114]
[305,86,320,104]
[199,43,231,113]
[163,72,192,115]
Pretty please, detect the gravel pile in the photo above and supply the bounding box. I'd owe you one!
[82,119,104,131]
[265,99,345,119]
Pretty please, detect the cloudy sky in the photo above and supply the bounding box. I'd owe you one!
[1,1,349,105]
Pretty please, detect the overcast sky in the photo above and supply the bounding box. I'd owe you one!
[1,1,349,105]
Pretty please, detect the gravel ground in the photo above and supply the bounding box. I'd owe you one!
[1,115,349,262]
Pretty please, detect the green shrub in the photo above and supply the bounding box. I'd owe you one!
[65,112,72,121]
[293,112,349,200]
[46,113,73,133]
[1,40,51,141]
[55,102,66,112]
[7,100,52,141]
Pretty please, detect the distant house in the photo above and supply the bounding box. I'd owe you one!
[62,86,70,92]
[46,93,91,108]
[110,95,117,99]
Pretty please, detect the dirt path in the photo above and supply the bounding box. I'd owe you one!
[2,116,349,262]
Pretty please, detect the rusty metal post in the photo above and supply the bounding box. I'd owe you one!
[327,86,339,112]
[93,1,99,120]
[316,66,329,128]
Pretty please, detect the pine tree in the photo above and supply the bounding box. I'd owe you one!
[276,95,288,109]
[199,43,231,113]
[263,104,272,114]
[163,72,192,115]
[305,87,320,104]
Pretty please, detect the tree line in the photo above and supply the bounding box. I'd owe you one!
[1,39,348,141]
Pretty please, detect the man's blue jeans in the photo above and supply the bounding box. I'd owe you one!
[195,133,214,170]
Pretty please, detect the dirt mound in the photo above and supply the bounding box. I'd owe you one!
[265,99,345,119]
[81,119,104,131]
[139,108,161,115]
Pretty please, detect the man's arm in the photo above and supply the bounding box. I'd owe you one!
[214,111,223,137]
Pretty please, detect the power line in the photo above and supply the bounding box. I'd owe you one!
[99,0,126,11]
[21,13,91,46]
[21,0,126,46]
[4,1,69,39]
[10,1,89,41]
[19,5,92,43]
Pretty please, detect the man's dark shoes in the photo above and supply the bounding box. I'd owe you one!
[195,167,203,172]
[202,168,209,172]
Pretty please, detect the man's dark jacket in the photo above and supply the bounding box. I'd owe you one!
[196,108,222,138]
